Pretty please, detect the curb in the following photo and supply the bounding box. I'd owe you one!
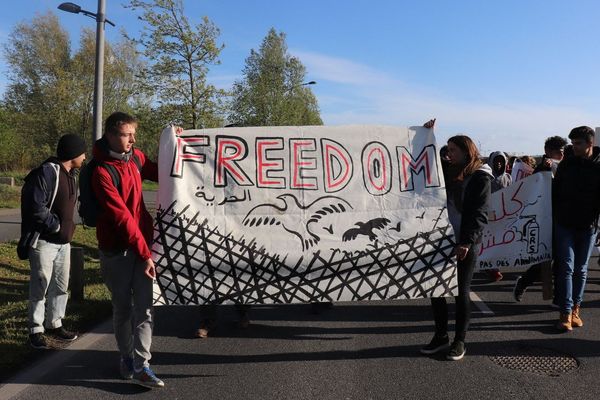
[0,319,112,400]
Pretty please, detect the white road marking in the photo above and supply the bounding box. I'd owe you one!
[470,291,494,316]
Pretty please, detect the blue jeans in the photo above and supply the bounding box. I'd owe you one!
[28,239,71,334]
[554,223,597,314]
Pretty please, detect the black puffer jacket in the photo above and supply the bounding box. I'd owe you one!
[447,167,493,247]
[553,147,600,230]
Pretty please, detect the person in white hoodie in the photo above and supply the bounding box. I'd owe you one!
[487,151,512,193]
[483,151,513,282]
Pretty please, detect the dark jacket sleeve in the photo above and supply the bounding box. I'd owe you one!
[24,165,60,234]
[459,171,491,247]
[533,156,551,174]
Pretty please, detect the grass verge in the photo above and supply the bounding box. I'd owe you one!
[0,227,111,381]
[142,181,159,191]
[0,184,20,208]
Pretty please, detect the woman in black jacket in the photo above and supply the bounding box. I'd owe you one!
[421,135,492,361]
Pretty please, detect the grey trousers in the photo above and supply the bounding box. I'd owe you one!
[100,249,153,370]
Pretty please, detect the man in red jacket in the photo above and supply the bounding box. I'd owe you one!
[92,111,162,389]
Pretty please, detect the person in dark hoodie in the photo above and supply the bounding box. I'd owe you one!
[553,126,600,331]
[18,134,86,349]
[92,112,162,388]
[421,134,492,361]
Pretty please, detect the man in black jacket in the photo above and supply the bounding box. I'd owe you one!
[553,126,600,331]
[19,134,86,348]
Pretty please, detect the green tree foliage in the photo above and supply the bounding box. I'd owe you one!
[70,28,144,136]
[131,102,174,161]
[0,105,25,171]
[229,28,322,127]
[3,12,72,163]
[1,13,144,169]
[127,0,225,129]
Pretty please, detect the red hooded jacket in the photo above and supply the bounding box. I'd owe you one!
[92,138,158,261]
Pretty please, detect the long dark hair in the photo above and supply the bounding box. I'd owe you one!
[447,135,482,182]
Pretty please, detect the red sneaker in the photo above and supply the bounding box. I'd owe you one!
[486,269,503,282]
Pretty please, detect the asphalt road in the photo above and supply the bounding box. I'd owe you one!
[3,190,600,399]
[0,209,20,243]
[3,267,600,400]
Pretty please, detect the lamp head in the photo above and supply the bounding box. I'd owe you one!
[58,2,82,14]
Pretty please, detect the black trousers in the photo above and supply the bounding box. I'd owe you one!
[430,246,476,342]
[520,263,542,287]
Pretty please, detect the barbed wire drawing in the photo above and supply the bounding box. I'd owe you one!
[153,201,458,305]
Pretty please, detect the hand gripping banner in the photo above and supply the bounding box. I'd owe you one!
[152,125,457,305]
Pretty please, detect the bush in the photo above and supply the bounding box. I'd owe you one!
[0,184,21,208]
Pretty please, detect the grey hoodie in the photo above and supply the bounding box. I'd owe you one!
[487,151,512,193]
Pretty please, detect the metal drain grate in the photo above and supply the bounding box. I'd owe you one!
[489,344,579,377]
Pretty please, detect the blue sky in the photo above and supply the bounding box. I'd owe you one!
[1,0,599,154]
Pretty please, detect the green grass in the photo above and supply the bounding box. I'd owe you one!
[0,184,21,208]
[0,227,111,381]
[0,170,26,208]
[142,181,159,191]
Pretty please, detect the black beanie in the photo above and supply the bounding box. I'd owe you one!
[57,134,86,161]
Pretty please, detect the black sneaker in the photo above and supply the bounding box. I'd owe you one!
[447,340,466,361]
[120,357,134,380]
[420,334,450,355]
[29,333,49,349]
[46,327,78,342]
[513,276,527,302]
[310,301,334,315]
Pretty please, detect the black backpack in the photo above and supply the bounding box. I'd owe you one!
[78,155,142,227]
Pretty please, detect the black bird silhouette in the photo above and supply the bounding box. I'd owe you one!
[389,221,402,232]
[342,218,390,242]
[415,210,426,219]
[242,194,353,251]
[323,224,334,234]
[431,206,447,230]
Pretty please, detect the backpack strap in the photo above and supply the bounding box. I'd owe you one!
[99,154,140,192]
[101,163,121,192]
[132,153,142,172]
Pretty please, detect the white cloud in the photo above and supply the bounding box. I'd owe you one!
[292,50,396,86]
[294,50,598,155]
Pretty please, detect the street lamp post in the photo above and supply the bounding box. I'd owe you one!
[58,1,115,142]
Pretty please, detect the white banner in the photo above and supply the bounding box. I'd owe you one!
[477,172,553,270]
[510,159,534,182]
[152,125,458,305]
